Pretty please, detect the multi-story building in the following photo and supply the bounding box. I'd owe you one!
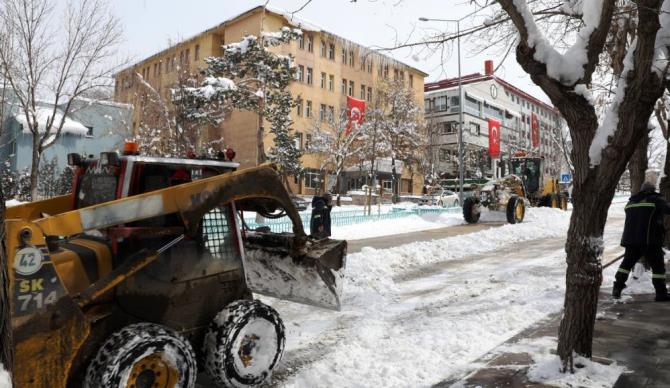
[113,5,427,195]
[424,61,564,186]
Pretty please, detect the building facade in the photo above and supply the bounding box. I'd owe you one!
[113,5,427,195]
[0,94,132,174]
[424,62,565,188]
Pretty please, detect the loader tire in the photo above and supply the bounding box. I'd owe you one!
[550,194,559,208]
[204,299,285,388]
[506,196,525,224]
[463,197,480,224]
[84,322,197,388]
[559,194,568,210]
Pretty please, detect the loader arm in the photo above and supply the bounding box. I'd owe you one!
[32,164,306,246]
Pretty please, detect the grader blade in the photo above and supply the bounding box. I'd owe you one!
[244,233,346,311]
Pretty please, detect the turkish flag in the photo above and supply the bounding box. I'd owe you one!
[346,96,365,135]
[531,113,540,148]
[488,118,501,158]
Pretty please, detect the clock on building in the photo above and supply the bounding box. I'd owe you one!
[490,84,498,99]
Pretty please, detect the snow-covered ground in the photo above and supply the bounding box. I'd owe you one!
[0,363,10,388]
[262,202,632,387]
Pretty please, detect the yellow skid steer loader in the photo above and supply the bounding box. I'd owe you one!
[5,146,346,387]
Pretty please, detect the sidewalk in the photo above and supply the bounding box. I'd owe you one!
[439,290,670,388]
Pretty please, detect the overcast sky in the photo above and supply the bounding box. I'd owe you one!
[109,0,548,103]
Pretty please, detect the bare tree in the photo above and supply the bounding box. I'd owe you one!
[0,0,123,199]
[307,109,363,194]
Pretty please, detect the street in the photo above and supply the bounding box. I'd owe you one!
[258,205,626,387]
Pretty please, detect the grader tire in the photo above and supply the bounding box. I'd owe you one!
[84,323,197,388]
[463,197,481,224]
[204,299,285,388]
[506,196,525,224]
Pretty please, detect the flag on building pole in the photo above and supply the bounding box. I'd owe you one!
[346,96,366,136]
[488,118,501,158]
[531,113,540,148]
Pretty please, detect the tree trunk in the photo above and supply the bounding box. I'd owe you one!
[29,138,40,201]
[628,131,649,194]
[256,123,266,165]
[0,182,12,376]
[557,181,612,371]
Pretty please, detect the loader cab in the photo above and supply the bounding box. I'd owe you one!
[510,157,543,195]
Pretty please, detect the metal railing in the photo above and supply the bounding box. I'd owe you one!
[244,205,462,233]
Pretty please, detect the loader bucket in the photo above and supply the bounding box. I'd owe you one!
[244,233,347,311]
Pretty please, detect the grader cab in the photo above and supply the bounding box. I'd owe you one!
[6,144,346,388]
[508,156,568,209]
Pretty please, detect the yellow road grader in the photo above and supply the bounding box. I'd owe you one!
[462,155,568,224]
[5,145,346,387]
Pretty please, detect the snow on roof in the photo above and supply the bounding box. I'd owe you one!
[73,96,133,109]
[15,107,89,136]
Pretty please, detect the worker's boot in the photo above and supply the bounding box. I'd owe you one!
[653,275,670,302]
[612,281,626,299]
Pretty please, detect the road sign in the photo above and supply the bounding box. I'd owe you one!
[560,173,572,183]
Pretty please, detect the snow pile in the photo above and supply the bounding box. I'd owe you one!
[15,107,89,135]
[500,336,625,387]
[5,199,25,207]
[0,364,10,388]
[331,211,464,240]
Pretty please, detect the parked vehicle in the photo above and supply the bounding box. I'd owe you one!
[419,188,460,207]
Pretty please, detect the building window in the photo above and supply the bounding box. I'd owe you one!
[442,121,458,134]
[306,100,312,117]
[307,35,313,52]
[320,40,326,57]
[348,80,354,96]
[341,79,347,94]
[306,67,313,85]
[367,87,372,101]
[360,58,366,71]
[435,96,447,111]
[424,99,432,113]
[294,132,303,150]
[320,104,326,121]
[304,169,322,189]
[393,69,399,80]
[360,84,366,100]
[195,44,200,60]
[439,149,449,162]
[153,63,158,77]
[383,65,389,79]
[320,72,326,89]
[179,51,184,64]
[349,50,354,67]
[341,47,347,64]
[298,35,304,49]
[409,74,414,87]
[450,96,460,106]
[296,65,304,82]
[328,43,335,60]
[329,74,334,91]
[305,134,312,150]
[297,99,303,116]
[185,48,190,64]
[328,106,335,122]
[367,60,372,73]
[400,70,405,81]
[471,122,481,136]
[172,55,176,71]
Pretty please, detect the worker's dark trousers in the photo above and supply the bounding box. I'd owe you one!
[615,246,668,295]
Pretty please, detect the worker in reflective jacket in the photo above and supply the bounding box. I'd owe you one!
[310,192,332,239]
[614,182,670,301]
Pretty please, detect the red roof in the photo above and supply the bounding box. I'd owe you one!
[424,73,559,114]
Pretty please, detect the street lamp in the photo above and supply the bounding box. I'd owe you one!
[419,16,465,205]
